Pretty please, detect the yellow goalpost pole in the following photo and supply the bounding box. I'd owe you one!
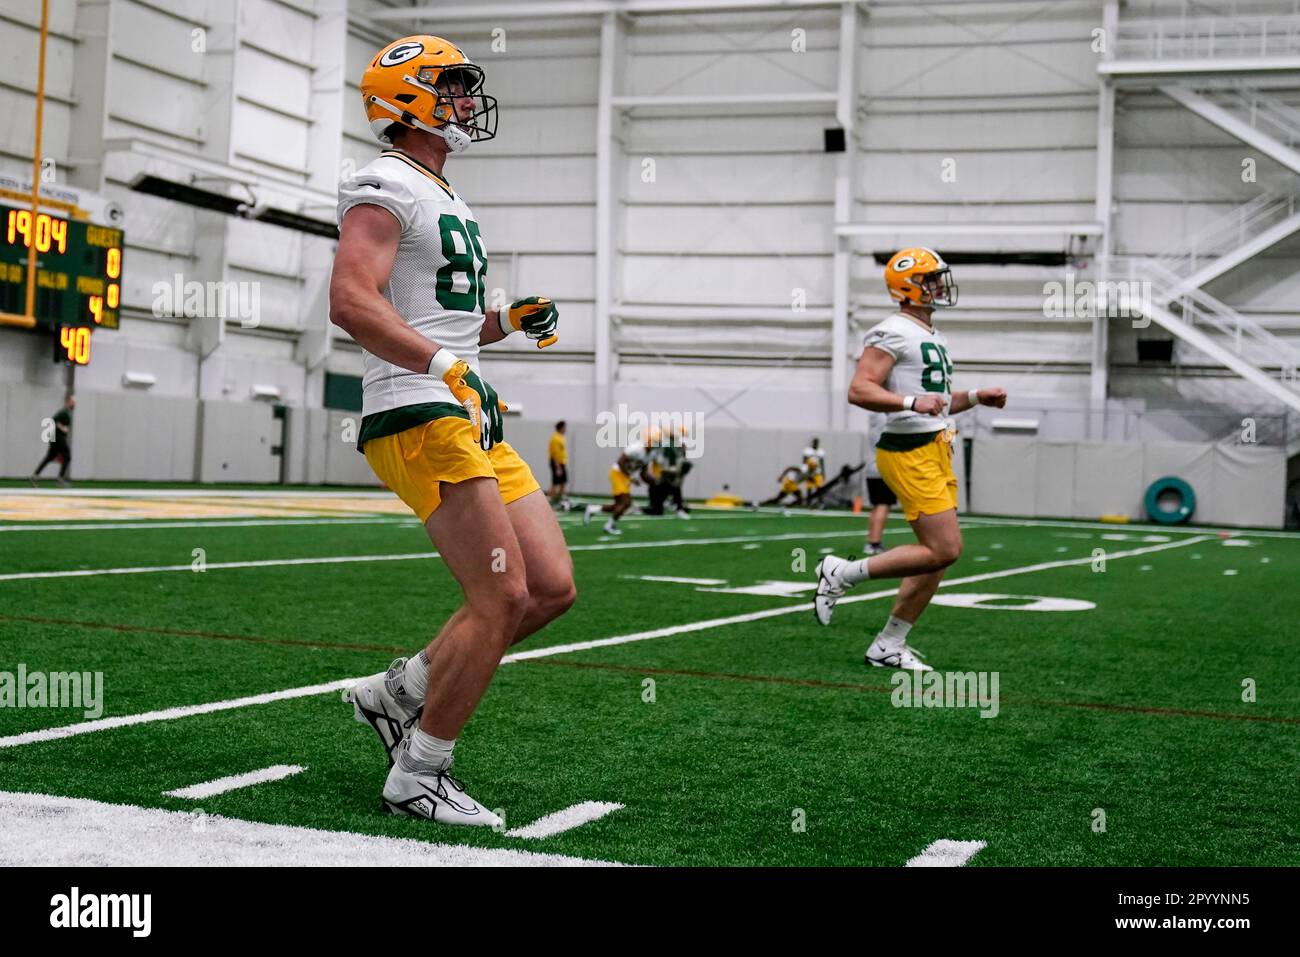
[24,0,51,321]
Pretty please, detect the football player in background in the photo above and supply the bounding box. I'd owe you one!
[762,464,806,507]
[547,420,570,510]
[801,437,826,500]
[863,412,896,555]
[814,248,1006,671]
[330,36,573,826]
[646,426,691,518]
[30,394,75,487]
[584,435,651,535]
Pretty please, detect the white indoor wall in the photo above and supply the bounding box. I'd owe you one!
[0,0,1296,462]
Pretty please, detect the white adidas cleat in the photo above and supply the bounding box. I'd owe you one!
[865,638,933,672]
[346,657,422,768]
[603,520,621,536]
[382,742,502,828]
[813,555,849,626]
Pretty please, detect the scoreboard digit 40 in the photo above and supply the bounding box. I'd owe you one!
[0,199,125,365]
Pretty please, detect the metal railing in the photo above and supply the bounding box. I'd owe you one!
[1153,190,1300,279]
[1115,13,1300,60]
[1107,255,1300,382]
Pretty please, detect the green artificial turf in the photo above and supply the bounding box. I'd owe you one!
[1,505,1297,865]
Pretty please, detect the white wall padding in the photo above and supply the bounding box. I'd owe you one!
[1208,445,1287,529]
[969,436,1287,529]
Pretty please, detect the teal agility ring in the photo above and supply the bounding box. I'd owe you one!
[1145,476,1195,525]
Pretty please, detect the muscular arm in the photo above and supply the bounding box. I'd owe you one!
[848,347,947,417]
[847,348,909,412]
[329,205,440,373]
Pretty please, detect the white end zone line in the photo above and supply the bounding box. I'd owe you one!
[163,764,306,800]
[906,839,987,867]
[0,791,622,867]
[506,801,624,840]
[0,535,1208,752]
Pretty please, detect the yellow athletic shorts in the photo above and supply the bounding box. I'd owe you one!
[363,416,540,523]
[803,474,824,492]
[875,431,958,522]
[610,466,631,497]
[781,478,799,495]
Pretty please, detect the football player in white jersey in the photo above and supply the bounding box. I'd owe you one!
[814,248,1006,671]
[330,36,574,826]
[583,437,651,535]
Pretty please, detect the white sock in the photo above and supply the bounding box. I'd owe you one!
[841,556,872,585]
[403,727,455,772]
[876,615,913,649]
[401,649,430,701]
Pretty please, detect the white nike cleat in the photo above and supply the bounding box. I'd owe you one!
[865,639,933,672]
[382,743,502,827]
[603,520,621,535]
[813,555,849,626]
[345,657,422,768]
[583,504,600,526]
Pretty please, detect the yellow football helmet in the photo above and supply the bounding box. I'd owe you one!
[361,36,497,151]
[885,247,957,307]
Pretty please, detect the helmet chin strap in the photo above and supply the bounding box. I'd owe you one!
[434,123,471,153]
[368,96,471,152]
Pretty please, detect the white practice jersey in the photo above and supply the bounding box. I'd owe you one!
[862,312,954,435]
[337,150,488,418]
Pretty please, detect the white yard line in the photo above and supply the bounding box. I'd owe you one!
[0,791,621,867]
[0,535,1208,752]
[906,839,987,867]
[0,529,908,583]
[0,679,356,749]
[505,801,624,840]
[504,536,1211,662]
[626,575,728,585]
[163,764,306,800]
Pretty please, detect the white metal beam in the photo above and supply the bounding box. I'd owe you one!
[1101,56,1300,77]
[611,92,837,108]
[101,138,337,211]
[1090,0,1118,414]
[829,0,858,431]
[594,11,620,417]
[371,0,851,22]
[1166,208,1300,301]
[837,222,1103,238]
[1160,85,1300,176]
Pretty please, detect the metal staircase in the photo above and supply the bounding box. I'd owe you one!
[1151,188,1300,300]
[1103,256,1300,445]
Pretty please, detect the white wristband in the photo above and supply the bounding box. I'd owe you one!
[497,301,515,337]
[902,395,916,411]
[427,348,459,378]
[967,389,980,408]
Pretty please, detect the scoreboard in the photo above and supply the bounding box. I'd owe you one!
[0,197,124,365]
